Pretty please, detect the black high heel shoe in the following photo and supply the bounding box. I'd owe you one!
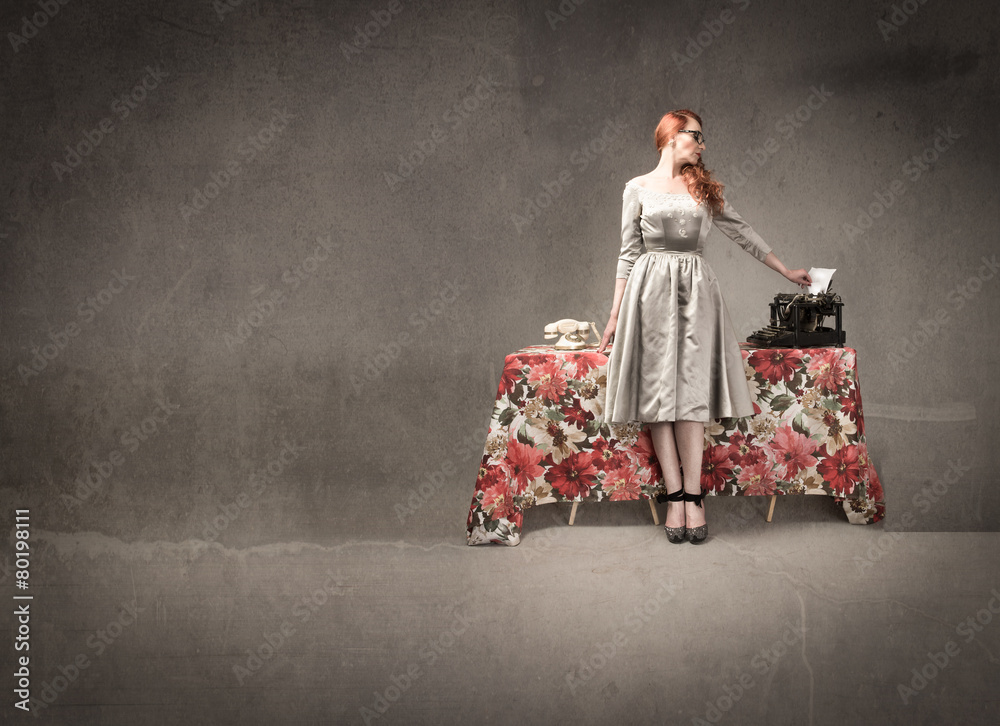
[662,488,686,544]
[683,491,708,544]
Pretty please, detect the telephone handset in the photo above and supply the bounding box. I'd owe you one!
[544,318,600,350]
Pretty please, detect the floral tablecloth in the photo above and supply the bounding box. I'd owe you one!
[466,344,885,546]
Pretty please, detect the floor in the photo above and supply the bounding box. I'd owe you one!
[16,495,1000,725]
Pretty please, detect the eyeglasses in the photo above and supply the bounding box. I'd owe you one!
[677,129,705,145]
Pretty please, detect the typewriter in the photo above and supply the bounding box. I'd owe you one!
[746,288,845,348]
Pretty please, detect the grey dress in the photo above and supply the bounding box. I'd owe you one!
[604,179,773,425]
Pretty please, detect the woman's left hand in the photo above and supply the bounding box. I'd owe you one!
[785,268,812,289]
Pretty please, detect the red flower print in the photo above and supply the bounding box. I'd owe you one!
[527,360,569,402]
[807,349,847,394]
[476,461,509,494]
[737,460,778,496]
[840,392,867,437]
[702,446,735,492]
[630,433,663,486]
[591,439,625,471]
[749,349,803,385]
[770,426,819,479]
[480,480,515,520]
[601,463,643,501]
[726,430,764,468]
[516,353,551,368]
[569,351,603,379]
[632,431,659,471]
[857,441,870,474]
[545,451,599,499]
[866,464,884,503]
[499,356,526,396]
[837,392,860,425]
[816,443,861,495]
[560,403,594,430]
[505,440,546,495]
[588,449,607,473]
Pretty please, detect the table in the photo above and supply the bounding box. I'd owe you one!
[466,344,885,546]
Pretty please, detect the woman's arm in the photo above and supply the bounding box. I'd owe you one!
[713,199,811,288]
[762,251,812,288]
[609,277,627,319]
[599,184,644,354]
[598,278,627,354]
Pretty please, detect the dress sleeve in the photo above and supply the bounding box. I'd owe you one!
[616,183,645,279]
[712,198,773,263]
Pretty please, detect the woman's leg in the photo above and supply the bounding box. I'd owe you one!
[648,421,683,528]
[674,420,706,528]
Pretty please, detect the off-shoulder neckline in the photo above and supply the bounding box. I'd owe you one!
[626,179,700,204]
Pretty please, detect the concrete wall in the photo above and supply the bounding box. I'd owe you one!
[3,1,1000,723]
[2,0,997,556]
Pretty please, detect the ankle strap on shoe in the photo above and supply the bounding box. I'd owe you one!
[656,488,686,503]
[683,491,704,507]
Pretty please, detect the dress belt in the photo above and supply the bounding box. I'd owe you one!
[645,250,701,256]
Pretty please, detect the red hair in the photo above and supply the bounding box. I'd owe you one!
[654,109,725,216]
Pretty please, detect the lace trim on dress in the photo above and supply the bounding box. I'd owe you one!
[626,179,700,204]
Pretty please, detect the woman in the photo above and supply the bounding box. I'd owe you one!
[597,109,812,544]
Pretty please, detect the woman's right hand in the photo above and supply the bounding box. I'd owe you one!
[785,268,812,289]
[598,316,617,354]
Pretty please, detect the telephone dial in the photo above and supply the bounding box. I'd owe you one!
[544,318,601,350]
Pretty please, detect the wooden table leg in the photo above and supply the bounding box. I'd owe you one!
[569,501,579,525]
[648,498,659,525]
[766,494,776,523]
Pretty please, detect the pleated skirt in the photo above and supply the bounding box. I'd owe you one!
[603,251,755,425]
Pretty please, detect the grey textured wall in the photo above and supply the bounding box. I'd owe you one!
[2,0,999,723]
[4,0,996,539]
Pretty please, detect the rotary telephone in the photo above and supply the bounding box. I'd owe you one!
[544,318,601,350]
